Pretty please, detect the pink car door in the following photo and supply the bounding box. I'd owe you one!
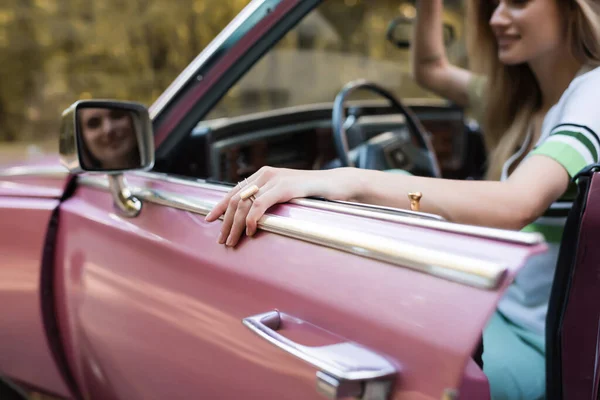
[0,165,71,398]
[51,171,546,400]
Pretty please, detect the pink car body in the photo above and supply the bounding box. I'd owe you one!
[0,158,548,400]
[1,1,599,399]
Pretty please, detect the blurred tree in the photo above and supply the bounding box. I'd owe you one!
[0,0,248,144]
[0,0,466,146]
[0,0,43,141]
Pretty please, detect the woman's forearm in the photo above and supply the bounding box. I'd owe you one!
[342,168,552,231]
[208,158,570,247]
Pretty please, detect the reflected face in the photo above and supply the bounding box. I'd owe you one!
[488,0,566,65]
[79,108,138,169]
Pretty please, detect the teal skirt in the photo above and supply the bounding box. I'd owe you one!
[483,311,546,400]
[384,170,546,399]
[385,169,546,398]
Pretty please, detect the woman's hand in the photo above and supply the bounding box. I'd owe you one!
[205,166,354,247]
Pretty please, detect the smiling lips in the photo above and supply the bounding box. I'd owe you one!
[496,35,520,49]
[101,130,125,150]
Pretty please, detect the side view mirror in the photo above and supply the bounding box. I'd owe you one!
[59,100,155,217]
[386,17,456,49]
[59,100,154,174]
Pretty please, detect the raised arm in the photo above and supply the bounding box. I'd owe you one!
[411,0,474,107]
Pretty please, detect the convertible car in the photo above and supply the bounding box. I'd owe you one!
[1,1,599,399]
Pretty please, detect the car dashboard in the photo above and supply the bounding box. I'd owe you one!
[162,102,484,184]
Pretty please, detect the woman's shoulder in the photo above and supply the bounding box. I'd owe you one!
[577,64,600,82]
[536,65,600,174]
[563,65,600,101]
[555,65,600,118]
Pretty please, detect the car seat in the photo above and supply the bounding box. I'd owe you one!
[546,164,600,399]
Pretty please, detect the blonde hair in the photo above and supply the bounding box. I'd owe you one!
[466,0,600,180]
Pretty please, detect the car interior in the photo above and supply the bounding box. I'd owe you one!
[163,99,487,184]
[154,1,487,186]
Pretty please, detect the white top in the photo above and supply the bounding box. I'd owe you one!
[497,65,600,334]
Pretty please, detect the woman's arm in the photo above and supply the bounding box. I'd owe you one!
[206,70,600,246]
[411,0,474,107]
[351,155,569,230]
[205,155,570,246]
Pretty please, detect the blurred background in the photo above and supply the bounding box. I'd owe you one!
[0,0,467,163]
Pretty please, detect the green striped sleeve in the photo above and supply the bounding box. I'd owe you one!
[530,124,600,177]
[522,222,563,243]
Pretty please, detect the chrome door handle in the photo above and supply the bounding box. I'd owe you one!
[242,310,397,400]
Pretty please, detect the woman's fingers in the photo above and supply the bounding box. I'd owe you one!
[225,199,253,246]
[225,181,290,245]
[219,193,243,244]
[245,182,295,237]
[205,168,270,222]
[244,181,277,237]
[223,181,274,245]
[205,167,314,247]
[216,173,268,244]
[205,185,240,222]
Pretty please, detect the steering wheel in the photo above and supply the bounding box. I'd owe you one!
[331,80,441,178]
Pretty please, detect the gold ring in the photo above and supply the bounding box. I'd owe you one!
[240,184,259,201]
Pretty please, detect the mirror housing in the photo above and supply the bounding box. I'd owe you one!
[386,17,413,49]
[59,100,154,174]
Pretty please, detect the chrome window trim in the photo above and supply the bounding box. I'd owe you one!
[132,171,544,245]
[148,0,270,120]
[0,165,69,179]
[0,165,545,246]
[79,175,509,290]
[134,171,443,221]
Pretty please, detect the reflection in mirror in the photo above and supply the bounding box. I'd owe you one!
[77,107,142,171]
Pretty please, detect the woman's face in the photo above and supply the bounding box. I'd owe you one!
[489,0,568,65]
[79,108,138,169]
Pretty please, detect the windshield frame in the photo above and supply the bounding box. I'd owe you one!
[149,0,276,121]
[152,0,317,161]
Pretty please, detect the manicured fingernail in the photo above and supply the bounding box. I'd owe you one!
[217,232,225,244]
[225,237,233,246]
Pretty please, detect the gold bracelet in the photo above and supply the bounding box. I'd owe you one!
[408,192,422,211]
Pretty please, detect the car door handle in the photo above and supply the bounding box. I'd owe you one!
[242,310,397,400]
